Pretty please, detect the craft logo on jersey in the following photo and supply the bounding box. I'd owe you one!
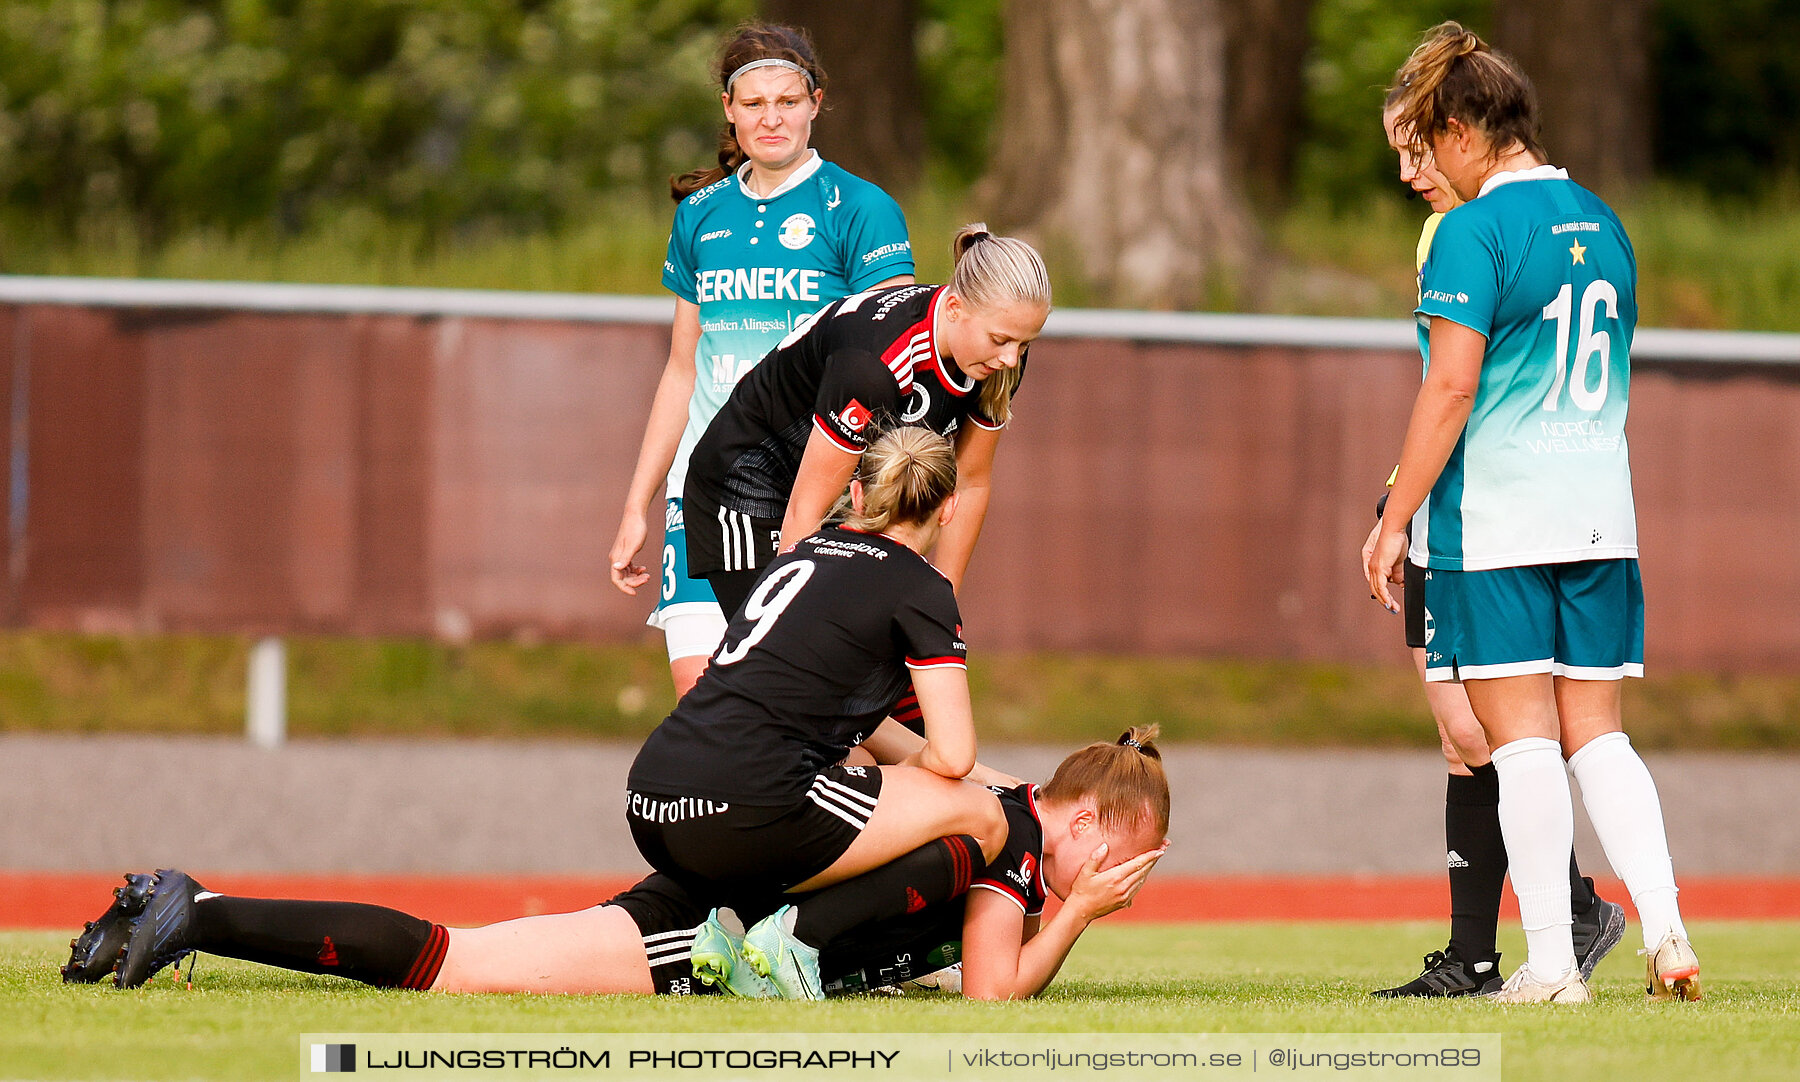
[665,501,684,531]
[839,399,871,433]
[699,228,732,243]
[779,212,817,250]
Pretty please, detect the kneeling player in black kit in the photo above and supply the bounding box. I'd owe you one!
[626,425,1012,998]
[63,729,1167,1001]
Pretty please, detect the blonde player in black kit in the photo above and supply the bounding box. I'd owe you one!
[681,224,1048,619]
[631,426,1014,998]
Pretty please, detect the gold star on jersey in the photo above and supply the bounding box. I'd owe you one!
[1569,239,1587,264]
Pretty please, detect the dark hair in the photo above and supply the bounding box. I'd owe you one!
[1039,725,1170,839]
[669,23,827,201]
[1386,22,1544,166]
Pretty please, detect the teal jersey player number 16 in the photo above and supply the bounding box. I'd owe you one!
[1412,166,1638,573]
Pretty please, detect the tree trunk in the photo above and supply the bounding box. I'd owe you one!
[1494,0,1652,194]
[1223,0,1314,209]
[763,0,927,192]
[983,0,1253,310]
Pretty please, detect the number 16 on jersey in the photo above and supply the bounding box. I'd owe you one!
[1540,279,1620,412]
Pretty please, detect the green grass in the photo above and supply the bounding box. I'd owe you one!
[2,630,1799,751]
[2,923,1796,1081]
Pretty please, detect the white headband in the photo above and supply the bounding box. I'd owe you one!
[727,58,815,94]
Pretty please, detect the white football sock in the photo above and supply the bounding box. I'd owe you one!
[1492,736,1577,978]
[1567,731,1687,948]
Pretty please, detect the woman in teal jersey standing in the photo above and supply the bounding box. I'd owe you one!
[1366,91,1621,1001]
[609,23,915,696]
[1366,23,1698,1004]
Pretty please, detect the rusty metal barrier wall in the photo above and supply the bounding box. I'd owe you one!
[0,282,1795,671]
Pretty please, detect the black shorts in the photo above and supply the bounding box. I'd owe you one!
[683,497,782,586]
[626,764,885,905]
[1404,559,1428,650]
[603,873,721,997]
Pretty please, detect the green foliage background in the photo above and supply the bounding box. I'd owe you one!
[3,0,1795,241]
[0,1,1793,332]
[0,0,754,241]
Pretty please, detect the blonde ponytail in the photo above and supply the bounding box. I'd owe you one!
[842,426,959,534]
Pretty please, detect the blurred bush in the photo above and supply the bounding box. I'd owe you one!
[0,0,750,241]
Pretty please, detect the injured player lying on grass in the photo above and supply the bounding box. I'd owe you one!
[62,728,1168,1001]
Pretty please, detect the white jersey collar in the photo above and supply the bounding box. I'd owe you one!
[736,150,823,201]
[1478,163,1569,198]
[927,287,975,391]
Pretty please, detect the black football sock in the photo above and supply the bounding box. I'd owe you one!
[790,835,981,950]
[1569,853,1597,914]
[193,896,448,989]
[1445,764,1508,962]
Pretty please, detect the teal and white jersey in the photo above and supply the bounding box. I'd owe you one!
[661,150,912,495]
[1412,165,1639,571]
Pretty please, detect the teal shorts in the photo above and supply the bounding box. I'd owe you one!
[1421,559,1644,683]
[647,498,726,661]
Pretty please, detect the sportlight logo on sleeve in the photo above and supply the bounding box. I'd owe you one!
[311,1044,356,1073]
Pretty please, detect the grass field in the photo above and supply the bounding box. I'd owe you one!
[4,923,1797,1081]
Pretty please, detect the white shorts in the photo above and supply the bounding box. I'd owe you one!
[647,602,727,663]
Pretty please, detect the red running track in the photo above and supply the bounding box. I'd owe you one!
[8,872,1800,930]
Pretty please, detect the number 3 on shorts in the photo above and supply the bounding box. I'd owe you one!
[713,561,816,666]
[661,544,677,602]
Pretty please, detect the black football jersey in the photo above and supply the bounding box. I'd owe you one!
[971,785,1048,917]
[684,285,1020,520]
[629,526,968,803]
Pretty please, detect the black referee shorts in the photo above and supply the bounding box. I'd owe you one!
[1404,559,1429,650]
[626,764,885,905]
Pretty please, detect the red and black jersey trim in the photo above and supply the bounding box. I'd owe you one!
[877,288,946,396]
[811,413,863,452]
[971,875,1030,911]
[399,923,450,990]
[905,655,966,670]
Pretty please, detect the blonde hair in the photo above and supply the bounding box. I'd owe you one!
[1386,22,1543,166]
[842,426,958,533]
[1039,725,1170,839]
[948,223,1050,427]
